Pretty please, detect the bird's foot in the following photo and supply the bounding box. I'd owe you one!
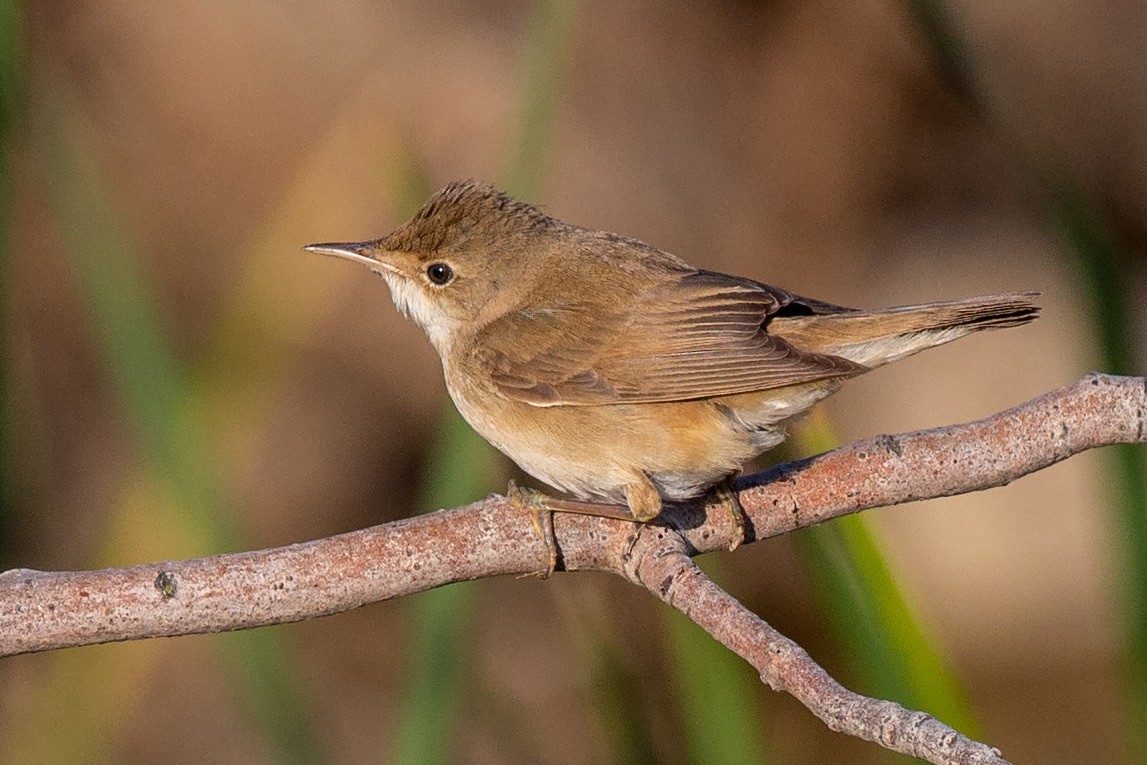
[506,480,560,578]
[505,482,648,577]
[712,479,747,552]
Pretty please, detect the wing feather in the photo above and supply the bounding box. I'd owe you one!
[478,270,864,406]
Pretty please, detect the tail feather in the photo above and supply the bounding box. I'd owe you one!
[771,292,1040,368]
[875,292,1040,331]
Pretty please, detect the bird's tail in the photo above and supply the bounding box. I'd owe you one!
[771,292,1040,368]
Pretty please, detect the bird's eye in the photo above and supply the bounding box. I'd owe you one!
[426,262,454,285]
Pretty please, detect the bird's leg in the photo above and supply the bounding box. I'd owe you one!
[617,473,666,561]
[623,473,663,522]
[505,481,637,577]
[711,478,747,552]
[506,480,560,578]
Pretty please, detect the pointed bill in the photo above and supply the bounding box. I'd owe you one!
[304,241,392,271]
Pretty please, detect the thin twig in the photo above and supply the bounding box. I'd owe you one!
[624,529,1010,764]
[1,373,1143,764]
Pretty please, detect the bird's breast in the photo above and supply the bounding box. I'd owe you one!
[437,356,770,502]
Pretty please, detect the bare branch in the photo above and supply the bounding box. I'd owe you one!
[2,373,1143,764]
[625,531,1010,765]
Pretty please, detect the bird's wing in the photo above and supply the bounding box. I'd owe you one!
[477,270,866,406]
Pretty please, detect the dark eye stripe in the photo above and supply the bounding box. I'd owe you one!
[426,263,453,285]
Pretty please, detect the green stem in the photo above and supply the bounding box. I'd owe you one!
[386,3,577,762]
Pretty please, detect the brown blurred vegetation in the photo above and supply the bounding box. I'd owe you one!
[2,1,1145,763]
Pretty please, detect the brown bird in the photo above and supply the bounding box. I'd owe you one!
[307,180,1038,560]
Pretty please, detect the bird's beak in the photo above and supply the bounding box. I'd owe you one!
[304,240,398,273]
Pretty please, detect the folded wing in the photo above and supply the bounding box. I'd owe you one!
[479,270,866,406]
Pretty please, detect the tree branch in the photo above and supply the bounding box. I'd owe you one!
[2,373,1144,764]
[628,533,1007,764]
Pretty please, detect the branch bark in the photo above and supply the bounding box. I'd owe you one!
[630,534,1008,764]
[3,373,1144,764]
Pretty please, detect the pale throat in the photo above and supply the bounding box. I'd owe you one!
[378,270,453,353]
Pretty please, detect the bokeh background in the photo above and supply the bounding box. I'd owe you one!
[1,1,1145,763]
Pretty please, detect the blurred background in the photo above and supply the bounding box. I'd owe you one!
[1,1,1145,763]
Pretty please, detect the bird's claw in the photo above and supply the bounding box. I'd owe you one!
[507,480,560,578]
[713,480,747,552]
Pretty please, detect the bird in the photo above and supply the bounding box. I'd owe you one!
[307,180,1038,565]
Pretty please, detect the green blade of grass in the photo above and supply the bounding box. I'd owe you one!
[516,0,773,752]
[502,0,578,200]
[666,558,768,764]
[797,520,979,733]
[0,0,24,557]
[792,415,981,742]
[38,91,322,765]
[386,3,578,763]
[388,407,500,765]
[39,100,237,551]
[904,3,1147,757]
[1045,182,1147,761]
[587,636,661,765]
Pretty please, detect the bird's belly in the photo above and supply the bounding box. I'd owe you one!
[444,374,819,503]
